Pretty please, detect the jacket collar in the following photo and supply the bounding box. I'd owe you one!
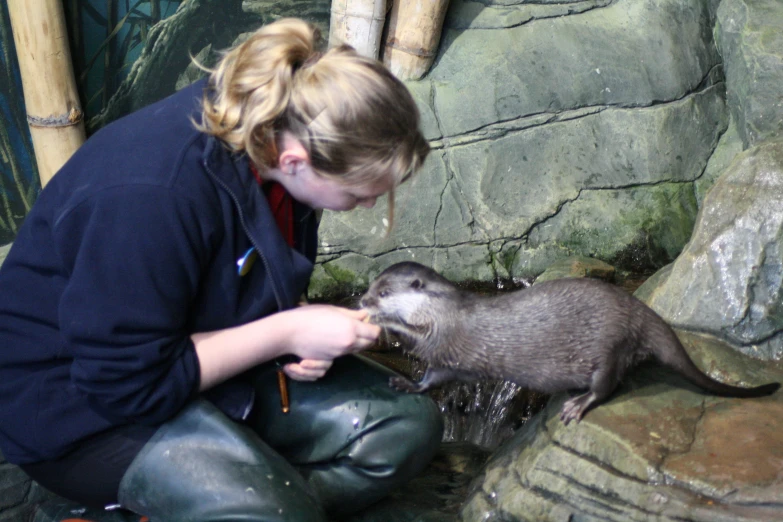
[201,136,303,310]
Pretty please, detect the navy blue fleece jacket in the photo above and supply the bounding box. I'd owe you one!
[0,80,318,464]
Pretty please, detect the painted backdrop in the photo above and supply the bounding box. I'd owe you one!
[0,2,37,246]
[0,0,329,246]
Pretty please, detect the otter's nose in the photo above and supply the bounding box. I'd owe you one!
[360,295,375,308]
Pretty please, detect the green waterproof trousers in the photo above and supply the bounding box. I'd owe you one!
[117,355,443,521]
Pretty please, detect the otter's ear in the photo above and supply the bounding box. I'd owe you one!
[410,279,424,289]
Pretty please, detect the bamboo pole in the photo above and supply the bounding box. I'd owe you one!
[383,0,450,80]
[329,0,388,59]
[8,0,86,187]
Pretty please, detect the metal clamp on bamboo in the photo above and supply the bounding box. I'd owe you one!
[27,107,85,128]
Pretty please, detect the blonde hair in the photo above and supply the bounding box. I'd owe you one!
[196,18,430,196]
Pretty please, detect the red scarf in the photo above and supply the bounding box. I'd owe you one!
[250,163,295,248]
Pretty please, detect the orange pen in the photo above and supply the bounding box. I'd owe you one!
[277,368,290,413]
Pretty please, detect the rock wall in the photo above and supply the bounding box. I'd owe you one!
[715,0,783,148]
[459,0,783,518]
[461,340,783,522]
[636,0,783,360]
[641,140,783,360]
[310,0,731,298]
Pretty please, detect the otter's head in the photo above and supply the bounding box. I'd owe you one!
[360,262,457,349]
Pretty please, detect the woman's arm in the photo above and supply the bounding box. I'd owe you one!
[193,305,381,390]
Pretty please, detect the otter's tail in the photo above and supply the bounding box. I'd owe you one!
[695,378,780,397]
[646,319,780,398]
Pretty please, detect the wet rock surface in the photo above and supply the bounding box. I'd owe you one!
[715,0,783,148]
[460,331,783,522]
[640,139,783,360]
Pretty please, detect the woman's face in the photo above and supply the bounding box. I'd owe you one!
[270,132,396,211]
[283,163,395,211]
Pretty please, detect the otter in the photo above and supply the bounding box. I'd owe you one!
[359,261,780,424]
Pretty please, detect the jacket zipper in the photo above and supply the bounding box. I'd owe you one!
[202,157,287,311]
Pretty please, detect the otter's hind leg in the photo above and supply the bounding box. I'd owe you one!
[560,363,619,425]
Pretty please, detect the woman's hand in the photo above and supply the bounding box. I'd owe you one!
[283,305,381,361]
[193,305,380,390]
[282,358,333,381]
[279,306,381,381]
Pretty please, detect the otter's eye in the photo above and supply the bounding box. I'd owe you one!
[410,279,424,289]
[379,290,389,298]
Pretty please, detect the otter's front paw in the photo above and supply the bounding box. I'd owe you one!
[389,376,424,393]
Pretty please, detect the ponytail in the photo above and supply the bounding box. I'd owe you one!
[197,18,430,190]
[196,19,317,168]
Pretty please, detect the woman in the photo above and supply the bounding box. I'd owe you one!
[0,18,441,521]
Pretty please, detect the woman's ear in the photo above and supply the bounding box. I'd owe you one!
[278,132,310,176]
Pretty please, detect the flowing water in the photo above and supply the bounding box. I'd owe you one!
[431,376,548,450]
[367,336,548,451]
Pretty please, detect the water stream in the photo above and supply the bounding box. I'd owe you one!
[367,340,548,451]
[432,377,547,450]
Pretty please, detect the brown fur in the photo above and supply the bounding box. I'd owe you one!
[360,262,780,424]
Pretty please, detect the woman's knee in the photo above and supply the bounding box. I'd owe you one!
[387,391,443,477]
[119,400,327,521]
[250,355,443,463]
[295,379,443,517]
